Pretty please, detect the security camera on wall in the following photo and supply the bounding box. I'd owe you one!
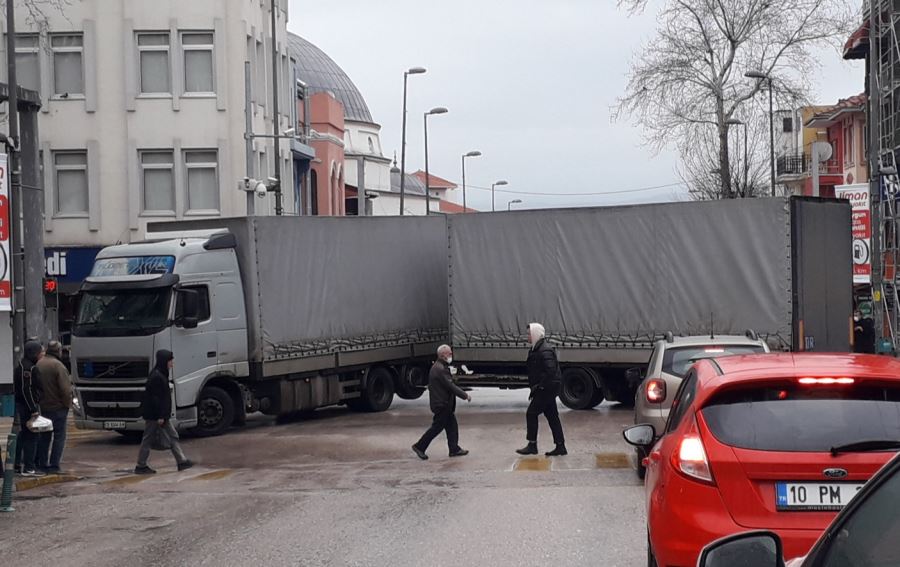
[255,181,268,199]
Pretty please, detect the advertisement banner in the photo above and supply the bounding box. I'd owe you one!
[836,183,871,285]
[0,154,10,311]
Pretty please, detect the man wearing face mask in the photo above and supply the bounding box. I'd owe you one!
[853,310,876,354]
[412,344,471,460]
[517,322,567,456]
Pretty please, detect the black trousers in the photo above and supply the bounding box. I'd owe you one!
[415,406,460,454]
[526,392,565,445]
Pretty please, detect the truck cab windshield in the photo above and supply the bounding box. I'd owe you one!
[74,289,171,337]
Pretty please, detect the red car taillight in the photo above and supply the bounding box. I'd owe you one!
[645,379,666,403]
[672,417,715,485]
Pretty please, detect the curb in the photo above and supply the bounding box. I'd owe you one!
[15,474,79,492]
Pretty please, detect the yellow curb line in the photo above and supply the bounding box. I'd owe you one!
[514,457,552,471]
[15,474,79,492]
[187,469,233,482]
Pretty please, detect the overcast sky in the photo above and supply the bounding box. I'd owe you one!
[287,0,863,211]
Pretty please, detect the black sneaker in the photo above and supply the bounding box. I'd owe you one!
[134,465,156,475]
[14,465,22,475]
[411,445,428,460]
[45,467,61,475]
[449,448,469,458]
[177,460,194,472]
[21,469,46,478]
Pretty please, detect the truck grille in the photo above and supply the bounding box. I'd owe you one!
[80,389,144,420]
[77,359,150,380]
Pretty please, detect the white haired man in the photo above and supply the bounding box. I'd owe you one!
[516,323,567,456]
[412,345,471,460]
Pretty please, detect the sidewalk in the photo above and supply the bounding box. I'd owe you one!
[1,416,102,492]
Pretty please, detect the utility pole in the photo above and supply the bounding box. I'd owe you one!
[6,0,25,354]
[244,61,255,216]
[270,0,282,216]
[869,0,885,347]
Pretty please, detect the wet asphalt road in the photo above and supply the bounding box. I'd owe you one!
[0,390,645,567]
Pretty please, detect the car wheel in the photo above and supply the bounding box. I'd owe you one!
[589,385,605,408]
[636,446,647,480]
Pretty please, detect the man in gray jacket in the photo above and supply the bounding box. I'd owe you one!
[412,345,471,460]
[36,341,73,473]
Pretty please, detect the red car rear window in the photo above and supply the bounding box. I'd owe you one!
[702,383,900,452]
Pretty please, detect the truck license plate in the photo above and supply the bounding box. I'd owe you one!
[103,421,127,430]
[776,482,865,511]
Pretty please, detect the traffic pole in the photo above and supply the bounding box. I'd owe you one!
[1,432,17,512]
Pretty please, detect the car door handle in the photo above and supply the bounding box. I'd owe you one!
[207,351,217,358]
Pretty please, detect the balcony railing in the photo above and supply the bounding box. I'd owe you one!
[776,153,842,178]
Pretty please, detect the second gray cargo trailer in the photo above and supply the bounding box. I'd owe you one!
[447,197,852,408]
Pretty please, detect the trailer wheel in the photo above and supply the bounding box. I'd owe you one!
[589,385,605,408]
[560,368,596,410]
[360,367,395,412]
[193,386,235,437]
[395,366,426,400]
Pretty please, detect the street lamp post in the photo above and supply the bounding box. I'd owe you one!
[491,180,509,212]
[461,150,481,212]
[507,199,522,211]
[400,67,427,215]
[726,118,748,197]
[423,107,448,215]
[746,71,776,196]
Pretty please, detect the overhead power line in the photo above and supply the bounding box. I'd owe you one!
[463,181,688,197]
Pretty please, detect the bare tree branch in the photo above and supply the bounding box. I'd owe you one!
[614,0,855,199]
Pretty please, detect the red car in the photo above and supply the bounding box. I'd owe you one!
[624,353,900,567]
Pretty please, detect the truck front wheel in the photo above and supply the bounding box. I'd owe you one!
[559,368,596,410]
[194,386,235,437]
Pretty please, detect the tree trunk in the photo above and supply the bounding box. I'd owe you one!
[717,97,731,199]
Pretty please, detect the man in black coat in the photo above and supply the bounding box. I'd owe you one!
[517,323,567,456]
[14,341,45,476]
[134,350,193,474]
[412,345,471,460]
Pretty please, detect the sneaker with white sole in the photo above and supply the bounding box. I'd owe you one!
[21,469,46,478]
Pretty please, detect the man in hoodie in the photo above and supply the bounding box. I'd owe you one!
[14,341,45,477]
[36,341,73,473]
[412,344,471,460]
[516,323,567,456]
[135,350,193,474]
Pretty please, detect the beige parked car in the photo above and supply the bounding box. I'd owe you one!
[631,333,769,479]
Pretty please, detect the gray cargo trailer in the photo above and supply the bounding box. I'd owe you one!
[447,197,852,408]
[72,216,449,436]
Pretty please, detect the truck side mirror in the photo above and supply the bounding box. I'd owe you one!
[178,289,200,329]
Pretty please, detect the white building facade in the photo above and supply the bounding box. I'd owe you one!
[0,0,299,340]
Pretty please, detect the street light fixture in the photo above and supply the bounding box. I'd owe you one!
[461,150,482,213]
[745,70,776,196]
[491,180,509,212]
[726,118,748,197]
[424,107,449,216]
[508,199,522,211]
[399,66,427,215]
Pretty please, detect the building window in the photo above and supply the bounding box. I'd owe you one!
[15,34,40,94]
[53,151,88,215]
[181,32,214,94]
[184,150,219,212]
[140,150,175,213]
[256,39,265,107]
[844,121,855,167]
[137,32,170,94]
[51,34,84,96]
[782,117,793,133]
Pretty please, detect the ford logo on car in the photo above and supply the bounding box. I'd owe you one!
[824,468,849,479]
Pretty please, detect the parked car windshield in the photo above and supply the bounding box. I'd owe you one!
[703,384,900,452]
[819,460,900,566]
[73,289,172,337]
[662,345,766,378]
